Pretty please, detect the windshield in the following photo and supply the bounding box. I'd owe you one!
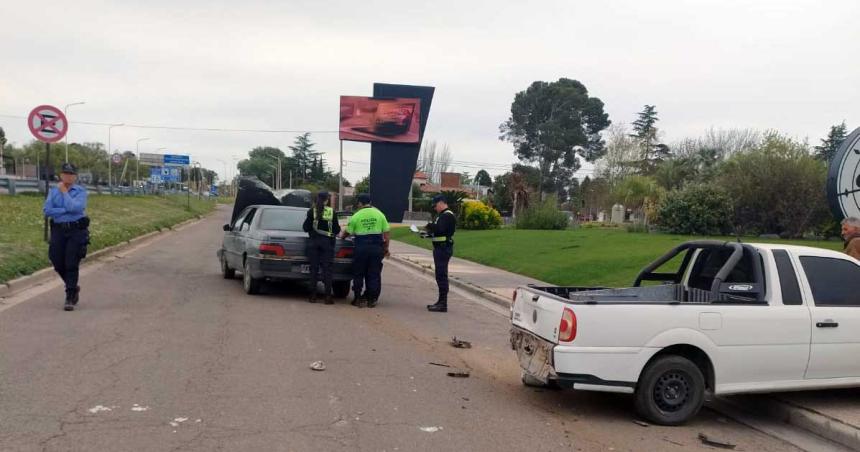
[258,209,306,231]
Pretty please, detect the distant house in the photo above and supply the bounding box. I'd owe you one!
[413,171,477,198]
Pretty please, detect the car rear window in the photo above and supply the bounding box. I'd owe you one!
[258,209,305,231]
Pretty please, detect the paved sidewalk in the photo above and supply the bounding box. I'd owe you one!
[389,240,546,304]
[390,238,860,451]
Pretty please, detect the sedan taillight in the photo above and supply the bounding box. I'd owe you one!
[558,307,577,342]
[259,243,285,257]
[336,247,354,258]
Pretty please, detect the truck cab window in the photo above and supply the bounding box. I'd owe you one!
[688,248,756,291]
[800,256,860,306]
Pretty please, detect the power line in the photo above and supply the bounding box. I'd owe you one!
[0,113,338,134]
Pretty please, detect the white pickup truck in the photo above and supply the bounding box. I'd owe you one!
[510,240,860,425]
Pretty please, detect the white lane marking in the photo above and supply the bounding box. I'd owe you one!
[88,405,112,414]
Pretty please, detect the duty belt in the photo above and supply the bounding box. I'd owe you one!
[51,218,88,230]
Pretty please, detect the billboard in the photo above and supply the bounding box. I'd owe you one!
[339,96,421,143]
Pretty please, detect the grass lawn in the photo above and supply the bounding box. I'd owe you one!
[390,227,845,287]
[0,194,216,284]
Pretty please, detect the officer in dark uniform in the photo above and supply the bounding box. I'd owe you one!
[302,191,341,304]
[425,194,456,313]
[43,163,90,311]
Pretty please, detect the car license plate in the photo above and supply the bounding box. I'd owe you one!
[293,265,311,274]
[511,328,554,382]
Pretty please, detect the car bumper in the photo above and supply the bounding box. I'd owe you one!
[245,256,353,281]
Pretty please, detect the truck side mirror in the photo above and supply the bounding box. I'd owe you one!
[223,224,231,232]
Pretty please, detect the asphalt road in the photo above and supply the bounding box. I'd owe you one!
[0,206,800,452]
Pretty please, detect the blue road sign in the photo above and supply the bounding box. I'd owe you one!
[150,166,181,183]
[163,154,190,166]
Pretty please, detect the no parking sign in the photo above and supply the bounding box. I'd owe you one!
[28,105,68,143]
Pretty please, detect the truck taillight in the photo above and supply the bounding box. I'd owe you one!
[558,307,577,342]
[259,243,285,256]
[336,247,353,258]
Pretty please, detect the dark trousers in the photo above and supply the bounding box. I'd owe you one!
[48,226,89,296]
[433,243,453,303]
[352,244,384,300]
[307,235,334,296]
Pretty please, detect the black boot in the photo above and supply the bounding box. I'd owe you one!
[71,286,80,305]
[427,299,447,313]
[324,295,334,305]
[367,297,378,308]
[64,290,75,311]
[308,293,318,303]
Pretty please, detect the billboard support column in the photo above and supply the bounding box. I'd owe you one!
[338,140,344,211]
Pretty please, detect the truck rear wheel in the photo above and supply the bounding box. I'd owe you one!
[634,355,705,426]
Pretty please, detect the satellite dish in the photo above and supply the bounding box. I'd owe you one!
[827,127,860,221]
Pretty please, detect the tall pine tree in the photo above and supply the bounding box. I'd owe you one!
[630,105,670,173]
[815,121,849,162]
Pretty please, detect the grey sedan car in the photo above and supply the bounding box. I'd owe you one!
[217,205,354,297]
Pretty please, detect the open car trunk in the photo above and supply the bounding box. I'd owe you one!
[231,177,313,224]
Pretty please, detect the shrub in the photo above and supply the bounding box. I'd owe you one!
[459,200,503,230]
[656,184,733,235]
[515,199,570,230]
[624,222,648,233]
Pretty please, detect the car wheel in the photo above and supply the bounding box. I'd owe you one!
[634,355,705,426]
[243,260,262,295]
[221,253,235,279]
[333,281,351,298]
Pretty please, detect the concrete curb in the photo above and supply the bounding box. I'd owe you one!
[760,397,860,451]
[389,254,514,309]
[0,212,213,300]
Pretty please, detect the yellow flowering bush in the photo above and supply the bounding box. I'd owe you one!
[460,200,503,230]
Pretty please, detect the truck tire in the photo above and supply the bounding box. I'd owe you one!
[333,281,351,299]
[634,355,705,426]
[243,260,262,295]
[221,253,235,279]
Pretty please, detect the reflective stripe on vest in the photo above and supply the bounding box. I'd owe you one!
[313,207,335,237]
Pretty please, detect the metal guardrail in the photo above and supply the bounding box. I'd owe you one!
[0,177,212,197]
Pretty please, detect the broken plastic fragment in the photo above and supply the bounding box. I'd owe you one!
[420,426,442,433]
[310,361,326,371]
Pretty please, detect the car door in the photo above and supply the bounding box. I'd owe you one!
[236,207,259,261]
[225,208,250,268]
[795,252,860,379]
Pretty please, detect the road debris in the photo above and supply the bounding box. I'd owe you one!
[420,426,442,433]
[131,404,150,412]
[698,433,736,450]
[310,361,326,371]
[451,337,472,349]
[446,370,470,378]
[633,420,650,427]
[429,362,451,368]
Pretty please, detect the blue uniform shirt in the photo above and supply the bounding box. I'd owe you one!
[43,185,88,223]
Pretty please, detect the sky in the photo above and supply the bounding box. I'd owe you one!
[1,0,858,184]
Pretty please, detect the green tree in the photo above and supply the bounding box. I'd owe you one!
[612,175,664,224]
[289,133,322,183]
[474,169,492,187]
[355,176,370,194]
[656,184,734,235]
[718,132,829,237]
[500,78,611,201]
[631,105,670,173]
[815,121,849,162]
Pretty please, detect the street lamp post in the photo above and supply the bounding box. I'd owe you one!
[63,101,86,163]
[136,137,150,191]
[107,123,124,189]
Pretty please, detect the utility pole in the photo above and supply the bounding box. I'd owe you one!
[107,123,124,189]
[136,137,149,189]
[338,140,344,211]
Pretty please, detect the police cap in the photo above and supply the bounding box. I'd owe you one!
[61,163,78,175]
[431,194,447,205]
[357,193,372,205]
[317,191,330,200]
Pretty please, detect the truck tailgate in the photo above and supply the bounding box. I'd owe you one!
[511,288,566,343]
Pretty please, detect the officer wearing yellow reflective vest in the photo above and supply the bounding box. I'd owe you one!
[303,192,341,304]
[338,193,390,308]
[424,194,456,313]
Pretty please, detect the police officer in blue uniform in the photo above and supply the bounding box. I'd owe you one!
[425,194,456,313]
[43,163,90,311]
[302,191,341,304]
